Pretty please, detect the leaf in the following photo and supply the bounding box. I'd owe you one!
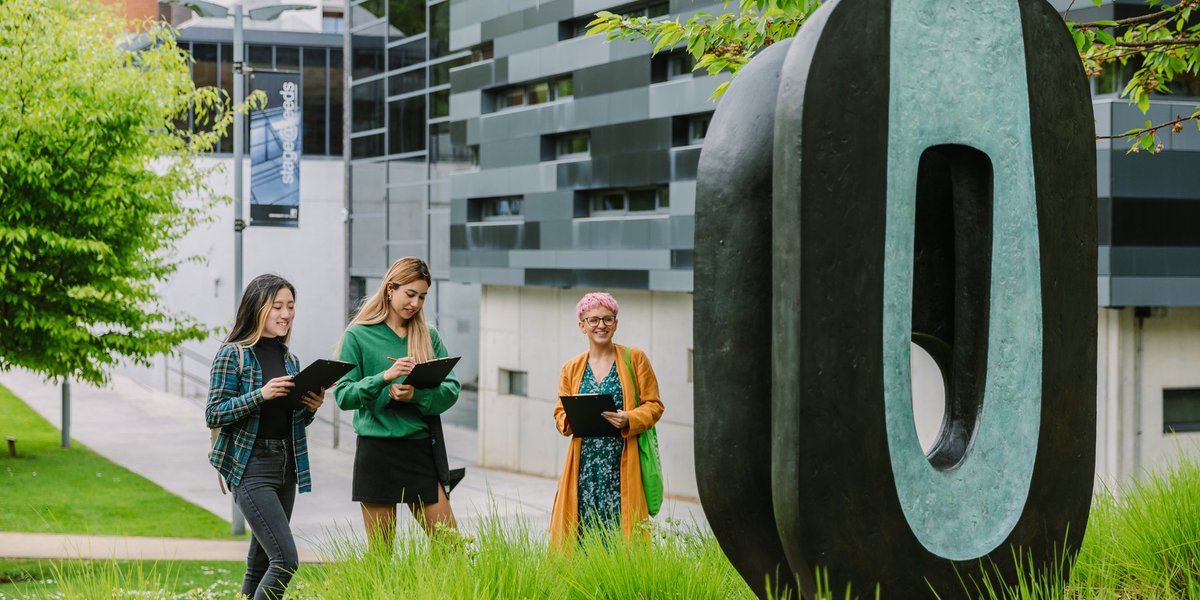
[1096,30,1116,45]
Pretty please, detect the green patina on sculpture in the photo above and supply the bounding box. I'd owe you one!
[883,0,1043,560]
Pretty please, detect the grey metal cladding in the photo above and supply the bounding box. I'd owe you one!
[480,10,525,41]
[482,136,541,169]
[525,268,650,289]
[1097,196,1111,246]
[1111,151,1200,199]
[557,160,595,189]
[669,215,694,247]
[451,197,469,226]
[462,222,541,250]
[576,57,651,98]
[480,0,572,41]
[1108,247,1200,277]
[671,146,702,180]
[539,219,575,249]
[590,151,671,187]
[593,118,671,153]
[1109,276,1200,307]
[524,191,576,221]
[451,60,499,92]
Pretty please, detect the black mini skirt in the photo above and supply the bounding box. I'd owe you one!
[352,435,440,505]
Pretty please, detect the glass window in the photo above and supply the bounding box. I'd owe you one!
[470,42,494,63]
[388,0,426,36]
[248,45,273,69]
[593,192,625,213]
[351,133,385,158]
[496,87,525,110]
[276,46,300,69]
[389,68,425,97]
[351,36,385,79]
[430,1,450,58]
[1165,389,1200,432]
[329,49,345,155]
[469,145,479,167]
[303,47,328,155]
[500,369,528,396]
[352,79,386,132]
[389,39,426,70]
[647,1,669,18]
[219,44,234,153]
[389,96,426,155]
[689,114,710,144]
[629,189,657,212]
[555,76,573,98]
[472,196,523,221]
[322,15,345,34]
[529,82,550,105]
[431,89,450,118]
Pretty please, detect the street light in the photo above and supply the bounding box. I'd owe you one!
[163,0,315,536]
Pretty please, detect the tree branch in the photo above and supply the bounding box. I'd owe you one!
[1096,113,1196,140]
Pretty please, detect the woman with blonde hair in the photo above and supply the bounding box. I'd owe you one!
[550,291,664,546]
[334,257,461,550]
[206,274,325,600]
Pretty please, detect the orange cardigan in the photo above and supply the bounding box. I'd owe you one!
[549,343,665,548]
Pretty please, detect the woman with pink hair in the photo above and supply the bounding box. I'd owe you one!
[549,292,664,546]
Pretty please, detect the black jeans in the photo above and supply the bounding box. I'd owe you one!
[233,439,299,600]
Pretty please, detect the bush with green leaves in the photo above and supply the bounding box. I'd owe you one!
[0,0,247,385]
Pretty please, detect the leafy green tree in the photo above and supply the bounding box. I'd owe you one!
[588,0,1200,150]
[0,0,237,385]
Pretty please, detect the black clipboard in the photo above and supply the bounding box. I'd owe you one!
[280,359,355,409]
[403,356,461,389]
[560,394,621,438]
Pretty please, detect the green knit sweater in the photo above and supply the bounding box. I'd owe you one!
[334,322,460,439]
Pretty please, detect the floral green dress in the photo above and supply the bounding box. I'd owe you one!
[577,362,623,533]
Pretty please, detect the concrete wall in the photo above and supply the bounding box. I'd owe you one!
[117,156,347,396]
[1096,307,1200,489]
[477,285,698,498]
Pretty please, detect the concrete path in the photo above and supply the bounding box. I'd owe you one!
[0,369,706,561]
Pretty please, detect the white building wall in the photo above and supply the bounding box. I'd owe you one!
[117,156,346,394]
[477,285,698,499]
[1096,307,1200,489]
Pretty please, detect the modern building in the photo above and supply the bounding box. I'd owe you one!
[119,2,351,399]
[1057,0,1200,487]
[348,0,1200,501]
[442,0,724,499]
[344,0,482,385]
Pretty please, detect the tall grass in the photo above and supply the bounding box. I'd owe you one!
[296,513,753,599]
[963,449,1200,599]
[16,451,1200,599]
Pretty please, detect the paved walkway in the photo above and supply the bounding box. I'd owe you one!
[0,369,706,562]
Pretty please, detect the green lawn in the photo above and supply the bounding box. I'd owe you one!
[0,558,247,599]
[0,382,234,538]
[0,382,248,598]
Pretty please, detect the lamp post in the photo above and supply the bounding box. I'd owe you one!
[165,0,315,536]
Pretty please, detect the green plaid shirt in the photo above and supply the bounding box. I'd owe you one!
[206,343,315,492]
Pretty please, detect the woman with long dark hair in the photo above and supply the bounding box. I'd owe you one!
[206,274,324,600]
[335,257,461,551]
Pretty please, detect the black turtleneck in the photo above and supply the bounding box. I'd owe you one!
[255,336,291,440]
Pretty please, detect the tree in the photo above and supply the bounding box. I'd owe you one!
[0,0,240,385]
[587,0,1200,150]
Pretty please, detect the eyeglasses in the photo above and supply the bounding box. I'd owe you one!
[582,316,616,327]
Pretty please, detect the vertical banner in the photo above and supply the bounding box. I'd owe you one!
[249,71,302,227]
